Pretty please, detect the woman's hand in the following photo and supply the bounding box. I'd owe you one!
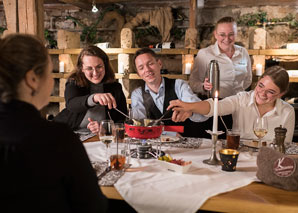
[167,99,194,113]
[87,118,100,134]
[171,110,192,122]
[93,93,117,109]
[203,78,212,91]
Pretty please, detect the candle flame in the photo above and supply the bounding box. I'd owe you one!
[215,90,218,98]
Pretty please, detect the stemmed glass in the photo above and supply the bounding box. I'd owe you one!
[253,117,268,147]
[98,120,115,163]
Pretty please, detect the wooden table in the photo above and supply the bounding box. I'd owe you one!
[85,136,298,213]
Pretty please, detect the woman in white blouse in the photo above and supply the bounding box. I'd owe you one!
[189,16,252,99]
[168,66,295,143]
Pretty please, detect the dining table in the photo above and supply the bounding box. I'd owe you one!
[83,135,298,213]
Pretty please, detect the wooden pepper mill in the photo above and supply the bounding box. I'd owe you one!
[274,125,287,154]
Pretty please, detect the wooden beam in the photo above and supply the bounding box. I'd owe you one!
[3,0,18,33]
[189,0,196,28]
[18,0,45,41]
[58,0,91,10]
[204,0,298,7]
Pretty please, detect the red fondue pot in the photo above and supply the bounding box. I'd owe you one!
[125,120,184,139]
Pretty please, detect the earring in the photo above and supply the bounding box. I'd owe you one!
[31,89,36,96]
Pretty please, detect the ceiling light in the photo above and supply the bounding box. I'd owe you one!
[92,1,98,13]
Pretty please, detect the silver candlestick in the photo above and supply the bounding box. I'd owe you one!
[203,131,224,165]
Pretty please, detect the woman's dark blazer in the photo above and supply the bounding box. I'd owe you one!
[54,80,128,130]
[0,100,108,212]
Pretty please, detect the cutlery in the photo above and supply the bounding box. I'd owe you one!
[97,165,111,181]
[114,107,130,119]
[114,108,142,126]
[148,109,172,126]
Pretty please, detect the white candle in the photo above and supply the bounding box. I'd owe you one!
[185,63,192,75]
[59,61,65,73]
[212,91,218,134]
[118,62,124,74]
[256,64,262,76]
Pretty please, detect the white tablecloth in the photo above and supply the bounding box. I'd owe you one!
[84,139,258,213]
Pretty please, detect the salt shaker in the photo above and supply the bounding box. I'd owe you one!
[274,125,287,154]
[207,60,220,98]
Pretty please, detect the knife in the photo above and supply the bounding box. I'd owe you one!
[97,166,111,181]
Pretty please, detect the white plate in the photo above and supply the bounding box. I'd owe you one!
[242,140,269,149]
[160,135,180,143]
[146,135,180,143]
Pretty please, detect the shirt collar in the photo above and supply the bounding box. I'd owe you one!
[251,90,281,116]
[213,41,241,58]
[145,77,165,94]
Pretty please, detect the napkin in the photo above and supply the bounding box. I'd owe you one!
[114,139,258,213]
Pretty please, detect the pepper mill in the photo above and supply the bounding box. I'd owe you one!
[207,60,220,98]
[274,125,287,154]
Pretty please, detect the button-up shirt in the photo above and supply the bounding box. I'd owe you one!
[206,91,295,143]
[189,41,252,98]
[131,78,207,122]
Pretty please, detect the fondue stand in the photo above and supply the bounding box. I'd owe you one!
[124,121,183,159]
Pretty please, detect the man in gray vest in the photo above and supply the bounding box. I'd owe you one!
[131,48,209,137]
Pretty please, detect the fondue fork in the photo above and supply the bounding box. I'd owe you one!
[114,107,142,126]
[114,107,130,119]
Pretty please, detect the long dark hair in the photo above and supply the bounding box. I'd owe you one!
[0,34,49,103]
[69,46,115,87]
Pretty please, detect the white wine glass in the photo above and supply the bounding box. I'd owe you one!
[253,117,268,147]
[98,120,115,163]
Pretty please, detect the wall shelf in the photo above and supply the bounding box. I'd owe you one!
[49,48,298,107]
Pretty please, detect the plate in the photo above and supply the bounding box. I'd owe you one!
[160,135,181,143]
[242,140,268,149]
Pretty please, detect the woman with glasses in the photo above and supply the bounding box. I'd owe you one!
[189,16,252,99]
[168,66,295,143]
[188,16,252,137]
[54,46,127,133]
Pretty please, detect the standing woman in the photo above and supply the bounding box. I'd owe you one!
[0,34,107,212]
[189,16,252,98]
[54,46,127,133]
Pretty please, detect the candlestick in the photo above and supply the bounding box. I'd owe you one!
[59,61,65,73]
[185,63,192,75]
[256,64,262,76]
[212,91,218,134]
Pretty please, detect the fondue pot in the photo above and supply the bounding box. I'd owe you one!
[125,119,184,139]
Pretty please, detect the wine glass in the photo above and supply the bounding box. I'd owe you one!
[98,120,115,163]
[253,117,268,147]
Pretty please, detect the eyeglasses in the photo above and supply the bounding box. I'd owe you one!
[82,64,104,72]
[216,33,235,39]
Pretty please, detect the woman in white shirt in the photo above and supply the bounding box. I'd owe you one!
[168,66,295,144]
[189,16,252,99]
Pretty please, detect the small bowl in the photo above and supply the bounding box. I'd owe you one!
[157,160,192,174]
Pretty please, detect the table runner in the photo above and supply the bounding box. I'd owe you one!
[84,139,258,213]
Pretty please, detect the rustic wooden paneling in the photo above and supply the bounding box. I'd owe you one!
[3,0,18,33]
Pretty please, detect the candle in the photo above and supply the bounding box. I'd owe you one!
[256,64,262,76]
[212,91,218,134]
[59,61,65,73]
[185,63,192,75]
[118,62,124,74]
